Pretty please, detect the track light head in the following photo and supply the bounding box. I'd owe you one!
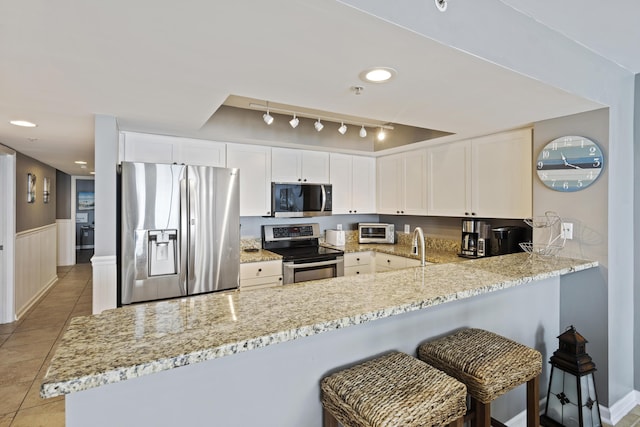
[377,128,386,141]
[338,122,347,135]
[359,126,367,138]
[435,0,447,12]
[289,114,299,128]
[263,111,274,125]
[314,119,324,132]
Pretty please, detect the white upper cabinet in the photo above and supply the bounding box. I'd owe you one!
[426,140,471,217]
[470,129,532,219]
[376,150,427,215]
[426,128,532,218]
[271,147,329,183]
[121,132,226,167]
[227,144,272,217]
[330,154,376,214]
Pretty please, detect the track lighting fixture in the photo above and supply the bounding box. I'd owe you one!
[289,114,299,128]
[338,122,347,135]
[314,119,324,132]
[263,110,274,125]
[359,126,367,138]
[435,0,447,12]
[377,128,386,141]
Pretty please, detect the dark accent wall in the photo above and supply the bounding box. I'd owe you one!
[75,179,95,247]
[56,170,71,219]
[15,153,57,233]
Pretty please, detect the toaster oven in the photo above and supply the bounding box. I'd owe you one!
[358,223,395,244]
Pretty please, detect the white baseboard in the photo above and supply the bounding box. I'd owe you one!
[600,389,640,425]
[506,391,640,427]
[91,255,117,314]
[16,275,57,319]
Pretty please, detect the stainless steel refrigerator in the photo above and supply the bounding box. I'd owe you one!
[119,161,240,305]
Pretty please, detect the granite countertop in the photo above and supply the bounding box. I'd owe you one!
[240,248,281,263]
[41,253,597,398]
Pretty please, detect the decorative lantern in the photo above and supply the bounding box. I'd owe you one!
[540,325,602,427]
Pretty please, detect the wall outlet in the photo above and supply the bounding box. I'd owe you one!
[404,224,410,233]
[336,224,342,231]
[561,222,573,240]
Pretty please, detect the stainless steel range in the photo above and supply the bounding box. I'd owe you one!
[262,223,344,285]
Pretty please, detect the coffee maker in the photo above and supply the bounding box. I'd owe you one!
[460,219,491,258]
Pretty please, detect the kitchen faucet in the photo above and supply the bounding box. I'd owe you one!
[412,227,426,267]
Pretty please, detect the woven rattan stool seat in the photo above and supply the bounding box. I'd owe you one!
[321,351,467,427]
[418,328,542,404]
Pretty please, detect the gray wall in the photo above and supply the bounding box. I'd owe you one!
[533,108,610,400]
[15,153,56,233]
[94,115,119,257]
[56,170,71,219]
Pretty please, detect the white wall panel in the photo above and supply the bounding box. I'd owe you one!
[15,224,57,318]
[91,255,117,314]
[56,219,74,266]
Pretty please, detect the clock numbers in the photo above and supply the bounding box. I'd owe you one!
[536,135,604,192]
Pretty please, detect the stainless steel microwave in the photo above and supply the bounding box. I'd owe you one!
[358,223,395,244]
[271,183,332,217]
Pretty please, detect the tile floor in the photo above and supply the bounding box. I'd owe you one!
[0,262,639,426]
[0,264,92,427]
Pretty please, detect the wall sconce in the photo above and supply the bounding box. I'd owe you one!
[540,325,602,427]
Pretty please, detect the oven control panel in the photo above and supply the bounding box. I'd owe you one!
[263,223,321,242]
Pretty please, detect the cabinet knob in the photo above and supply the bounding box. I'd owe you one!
[401,211,404,214]
[353,210,357,213]
[471,212,476,216]
[267,211,270,215]
[349,210,352,213]
[298,178,302,182]
[356,271,360,275]
[257,268,262,272]
[387,259,391,263]
[278,277,282,281]
[464,212,470,216]
[303,178,307,182]
[356,258,360,262]
[396,210,400,214]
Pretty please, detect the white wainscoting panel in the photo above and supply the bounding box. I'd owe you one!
[15,224,58,318]
[56,219,74,266]
[92,255,117,314]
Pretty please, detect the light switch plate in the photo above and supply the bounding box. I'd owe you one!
[561,222,573,240]
[404,224,410,233]
[336,224,342,231]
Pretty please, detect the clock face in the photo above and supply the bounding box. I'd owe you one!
[536,136,604,192]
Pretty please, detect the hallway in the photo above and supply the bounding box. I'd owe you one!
[0,264,92,427]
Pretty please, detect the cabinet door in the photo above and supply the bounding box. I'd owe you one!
[403,149,428,215]
[271,147,301,182]
[329,153,352,214]
[375,253,406,272]
[471,129,532,218]
[351,156,376,214]
[376,154,403,214]
[227,144,272,217]
[174,139,226,167]
[122,132,174,164]
[427,141,471,217]
[301,150,330,183]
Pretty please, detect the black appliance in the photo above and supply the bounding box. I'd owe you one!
[262,223,344,285]
[270,183,332,217]
[491,226,526,256]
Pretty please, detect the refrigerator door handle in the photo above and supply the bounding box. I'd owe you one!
[320,184,327,212]
[179,177,188,295]
[188,177,197,285]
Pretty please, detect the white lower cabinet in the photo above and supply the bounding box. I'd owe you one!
[344,252,373,276]
[375,253,422,272]
[240,260,283,290]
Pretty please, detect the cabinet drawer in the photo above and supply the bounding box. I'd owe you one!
[375,254,406,270]
[344,252,372,267]
[240,261,282,279]
[241,275,283,290]
[345,265,371,276]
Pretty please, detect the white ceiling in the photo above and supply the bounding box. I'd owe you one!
[0,0,635,176]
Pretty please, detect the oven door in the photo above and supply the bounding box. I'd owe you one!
[282,256,344,285]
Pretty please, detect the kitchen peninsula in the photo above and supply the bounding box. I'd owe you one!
[42,253,597,427]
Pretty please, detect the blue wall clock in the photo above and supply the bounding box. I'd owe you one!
[536,135,604,192]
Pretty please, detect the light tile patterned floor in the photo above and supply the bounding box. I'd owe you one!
[0,263,638,426]
[0,264,92,427]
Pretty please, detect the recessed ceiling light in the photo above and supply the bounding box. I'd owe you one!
[75,160,87,165]
[359,67,397,83]
[80,165,87,169]
[10,120,37,128]
[90,171,95,175]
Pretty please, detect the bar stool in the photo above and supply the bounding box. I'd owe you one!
[321,351,467,427]
[418,328,542,427]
